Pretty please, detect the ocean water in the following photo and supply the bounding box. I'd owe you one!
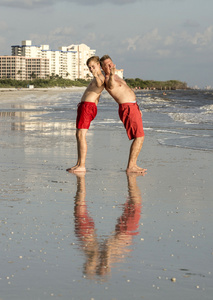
[136,89,213,151]
[1,88,212,151]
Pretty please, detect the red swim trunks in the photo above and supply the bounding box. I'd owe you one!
[119,102,145,140]
[75,211,95,242]
[115,202,142,236]
[76,102,97,129]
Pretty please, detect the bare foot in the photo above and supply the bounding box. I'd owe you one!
[67,166,86,173]
[66,164,79,172]
[126,165,147,175]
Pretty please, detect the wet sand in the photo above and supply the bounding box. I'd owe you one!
[0,92,212,299]
[0,87,86,101]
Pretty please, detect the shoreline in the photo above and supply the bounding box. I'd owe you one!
[0,86,86,93]
[0,86,86,101]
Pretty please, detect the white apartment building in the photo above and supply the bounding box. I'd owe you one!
[0,56,49,80]
[67,44,96,79]
[1,40,124,80]
[10,40,96,80]
[12,40,42,58]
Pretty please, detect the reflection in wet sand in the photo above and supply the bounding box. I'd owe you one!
[74,173,142,279]
[0,110,76,134]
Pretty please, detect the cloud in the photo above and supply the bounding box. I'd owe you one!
[164,35,174,46]
[183,19,200,28]
[84,32,97,44]
[189,26,213,46]
[122,26,213,59]
[71,0,140,4]
[0,0,54,9]
[126,36,140,51]
[156,49,171,57]
[125,28,162,52]
[0,0,142,9]
[29,26,102,52]
[29,26,78,49]
[50,26,75,37]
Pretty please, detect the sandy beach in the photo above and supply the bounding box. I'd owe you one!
[0,87,86,100]
[0,89,212,300]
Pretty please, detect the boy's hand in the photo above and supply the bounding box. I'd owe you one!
[91,69,98,77]
[109,64,116,76]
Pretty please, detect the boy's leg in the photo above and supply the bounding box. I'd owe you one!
[67,128,88,173]
[66,129,81,171]
[126,136,147,174]
[76,128,88,171]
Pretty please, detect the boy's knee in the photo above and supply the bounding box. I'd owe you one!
[134,136,144,147]
[76,129,87,139]
[136,136,144,142]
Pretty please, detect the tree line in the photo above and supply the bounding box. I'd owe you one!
[125,78,188,90]
[0,77,188,90]
[0,78,88,88]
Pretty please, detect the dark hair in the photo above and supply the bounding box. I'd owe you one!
[86,56,100,66]
[100,55,112,66]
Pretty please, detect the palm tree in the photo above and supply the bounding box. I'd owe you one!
[17,70,22,79]
[31,72,36,80]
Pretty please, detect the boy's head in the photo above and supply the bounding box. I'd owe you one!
[86,56,101,74]
[86,56,100,66]
[100,55,112,66]
[100,55,114,75]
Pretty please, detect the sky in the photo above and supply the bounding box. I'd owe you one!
[0,0,212,88]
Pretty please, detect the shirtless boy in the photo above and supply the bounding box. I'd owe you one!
[100,55,146,174]
[66,56,105,173]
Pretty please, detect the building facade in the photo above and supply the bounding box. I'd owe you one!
[8,40,95,80]
[67,44,96,79]
[1,40,124,80]
[0,56,49,80]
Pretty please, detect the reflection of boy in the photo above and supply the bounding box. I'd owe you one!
[74,173,143,278]
[66,56,105,173]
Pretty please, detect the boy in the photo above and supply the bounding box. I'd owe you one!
[66,56,105,173]
[100,55,146,174]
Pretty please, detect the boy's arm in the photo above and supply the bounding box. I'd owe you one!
[107,66,116,89]
[94,73,104,88]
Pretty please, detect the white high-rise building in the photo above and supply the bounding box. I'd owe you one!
[12,40,42,57]
[10,40,96,80]
[67,44,96,79]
